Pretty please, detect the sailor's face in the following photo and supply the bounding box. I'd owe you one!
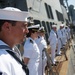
[11,21,29,44]
[33,31,38,39]
[60,26,63,29]
[53,27,57,31]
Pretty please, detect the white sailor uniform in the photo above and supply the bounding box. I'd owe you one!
[66,27,71,40]
[57,29,63,54]
[48,30,58,64]
[24,37,40,75]
[35,36,47,75]
[61,28,67,45]
[0,40,26,75]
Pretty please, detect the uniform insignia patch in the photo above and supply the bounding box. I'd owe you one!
[30,39,33,43]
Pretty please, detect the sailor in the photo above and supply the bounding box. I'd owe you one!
[65,26,71,41]
[60,24,67,46]
[48,25,58,65]
[67,25,71,40]
[35,26,47,75]
[0,7,29,75]
[23,24,40,75]
[56,24,64,55]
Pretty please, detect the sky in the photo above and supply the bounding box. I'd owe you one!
[68,0,75,7]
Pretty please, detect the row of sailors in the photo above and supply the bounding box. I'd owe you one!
[48,24,71,65]
[23,23,71,75]
[5,21,71,75]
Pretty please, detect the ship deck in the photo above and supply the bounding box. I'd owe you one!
[46,37,74,75]
[55,35,75,75]
[67,35,75,75]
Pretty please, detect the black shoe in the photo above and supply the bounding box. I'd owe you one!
[55,50,57,52]
[56,54,61,56]
[55,61,59,63]
[51,63,57,66]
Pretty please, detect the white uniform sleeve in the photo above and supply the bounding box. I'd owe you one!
[49,33,55,45]
[42,40,47,48]
[24,44,33,58]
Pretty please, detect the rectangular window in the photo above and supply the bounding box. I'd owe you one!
[56,10,64,21]
[44,3,50,18]
[48,5,54,19]
[15,0,28,11]
[44,3,54,19]
[42,21,49,44]
[46,21,51,33]
[0,0,28,11]
[34,20,41,26]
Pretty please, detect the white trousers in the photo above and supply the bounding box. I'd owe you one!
[57,39,62,54]
[51,45,56,64]
[38,57,47,75]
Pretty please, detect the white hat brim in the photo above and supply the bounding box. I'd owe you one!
[60,24,64,26]
[28,24,40,29]
[0,9,29,22]
[52,25,57,27]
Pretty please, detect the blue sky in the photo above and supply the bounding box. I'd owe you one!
[68,0,75,6]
